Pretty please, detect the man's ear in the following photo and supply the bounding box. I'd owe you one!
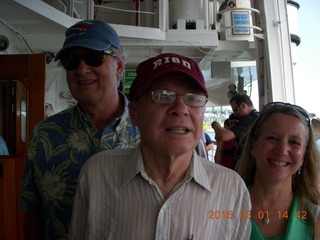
[116,56,125,77]
[129,102,138,126]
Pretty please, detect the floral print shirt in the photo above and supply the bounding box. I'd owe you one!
[18,94,140,240]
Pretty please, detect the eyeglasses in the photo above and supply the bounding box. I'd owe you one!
[151,89,208,107]
[232,104,241,112]
[262,102,310,125]
[60,49,117,71]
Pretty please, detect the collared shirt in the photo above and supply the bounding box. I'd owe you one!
[69,147,252,240]
[18,93,140,240]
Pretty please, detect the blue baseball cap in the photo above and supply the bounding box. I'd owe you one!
[55,20,121,61]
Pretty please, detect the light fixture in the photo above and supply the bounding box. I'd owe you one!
[0,35,9,51]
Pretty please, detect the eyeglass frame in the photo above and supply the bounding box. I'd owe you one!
[60,49,117,71]
[232,103,242,112]
[150,89,208,107]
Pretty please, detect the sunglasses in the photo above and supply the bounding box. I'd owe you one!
[261,102,310,125]
[60,49,117,71]
[151,89,208,107]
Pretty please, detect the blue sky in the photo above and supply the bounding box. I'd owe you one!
[294,0,320,116]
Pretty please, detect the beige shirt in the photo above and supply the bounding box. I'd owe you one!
[69,146,251,240]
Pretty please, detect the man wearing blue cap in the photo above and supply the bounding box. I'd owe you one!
[18,20,140,240]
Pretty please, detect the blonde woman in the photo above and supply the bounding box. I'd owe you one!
[237,102,320,239]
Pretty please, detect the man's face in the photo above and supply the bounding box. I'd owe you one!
[64,47,124,106]
[231,100,246,119]
[130,74,205,157]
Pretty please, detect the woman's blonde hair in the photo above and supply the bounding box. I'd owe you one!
[236,103,320,225]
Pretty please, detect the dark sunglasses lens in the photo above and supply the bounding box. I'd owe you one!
[84,51,104,67]
[60,54,80,71]
[60,51,104,70]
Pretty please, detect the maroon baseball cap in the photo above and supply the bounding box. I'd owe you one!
[129,53,208,98]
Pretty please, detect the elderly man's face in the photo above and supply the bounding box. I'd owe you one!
[130,74,205,157]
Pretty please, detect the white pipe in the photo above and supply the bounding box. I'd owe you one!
[204,0,209,29]
[87,0,94,19]
[159,0,169,31]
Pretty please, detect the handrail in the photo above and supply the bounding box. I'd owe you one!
[216,7,261,15]
[218,25,263,32]
[94,5,157,15]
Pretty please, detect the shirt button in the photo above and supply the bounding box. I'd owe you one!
[163,203,167,209]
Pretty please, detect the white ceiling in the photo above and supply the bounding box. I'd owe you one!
[0,0,257,106]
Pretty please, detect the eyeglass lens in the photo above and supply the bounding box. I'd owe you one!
[151,89,207,107]
[233,104,240,112]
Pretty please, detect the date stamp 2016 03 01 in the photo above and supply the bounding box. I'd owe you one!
[208,210,308,220]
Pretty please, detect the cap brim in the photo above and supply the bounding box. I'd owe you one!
[55,39,111,61]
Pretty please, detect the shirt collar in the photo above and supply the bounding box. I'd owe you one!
[115,92,130,132]
[121,146,145,187]
[121,147,212,192]
[188,150,212,192]
[75,91,131,133]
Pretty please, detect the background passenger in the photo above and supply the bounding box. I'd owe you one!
[214,118,237,169]
[212,93,259,163]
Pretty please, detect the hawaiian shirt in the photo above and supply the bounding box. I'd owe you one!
[18,93,140,240]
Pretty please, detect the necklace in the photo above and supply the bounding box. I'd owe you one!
[251,190,292,225]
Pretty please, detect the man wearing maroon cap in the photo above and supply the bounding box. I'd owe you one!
[69,53,251,239]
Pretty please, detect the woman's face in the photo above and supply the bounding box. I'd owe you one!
[252,113,308,184]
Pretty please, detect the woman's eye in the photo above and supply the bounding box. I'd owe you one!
[266,136,277,141]
[290,140,301,146]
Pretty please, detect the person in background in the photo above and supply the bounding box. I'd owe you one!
[68,53,251,239]
[311,118,320,152]
[236,102,320,239]
[204,132,214,152]
[211,93,259,162]
[0,136,9,155]
[18,20,140,240]
[195,131,211,160]
[44,103,55,118]
[214,118,237,169]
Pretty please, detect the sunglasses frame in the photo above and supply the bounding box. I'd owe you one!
[60,49,117,71]
[262,102,310,126]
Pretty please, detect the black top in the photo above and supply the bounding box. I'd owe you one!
[230,109,260,162]
[204,133,213,145]
[230,109,260,143]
